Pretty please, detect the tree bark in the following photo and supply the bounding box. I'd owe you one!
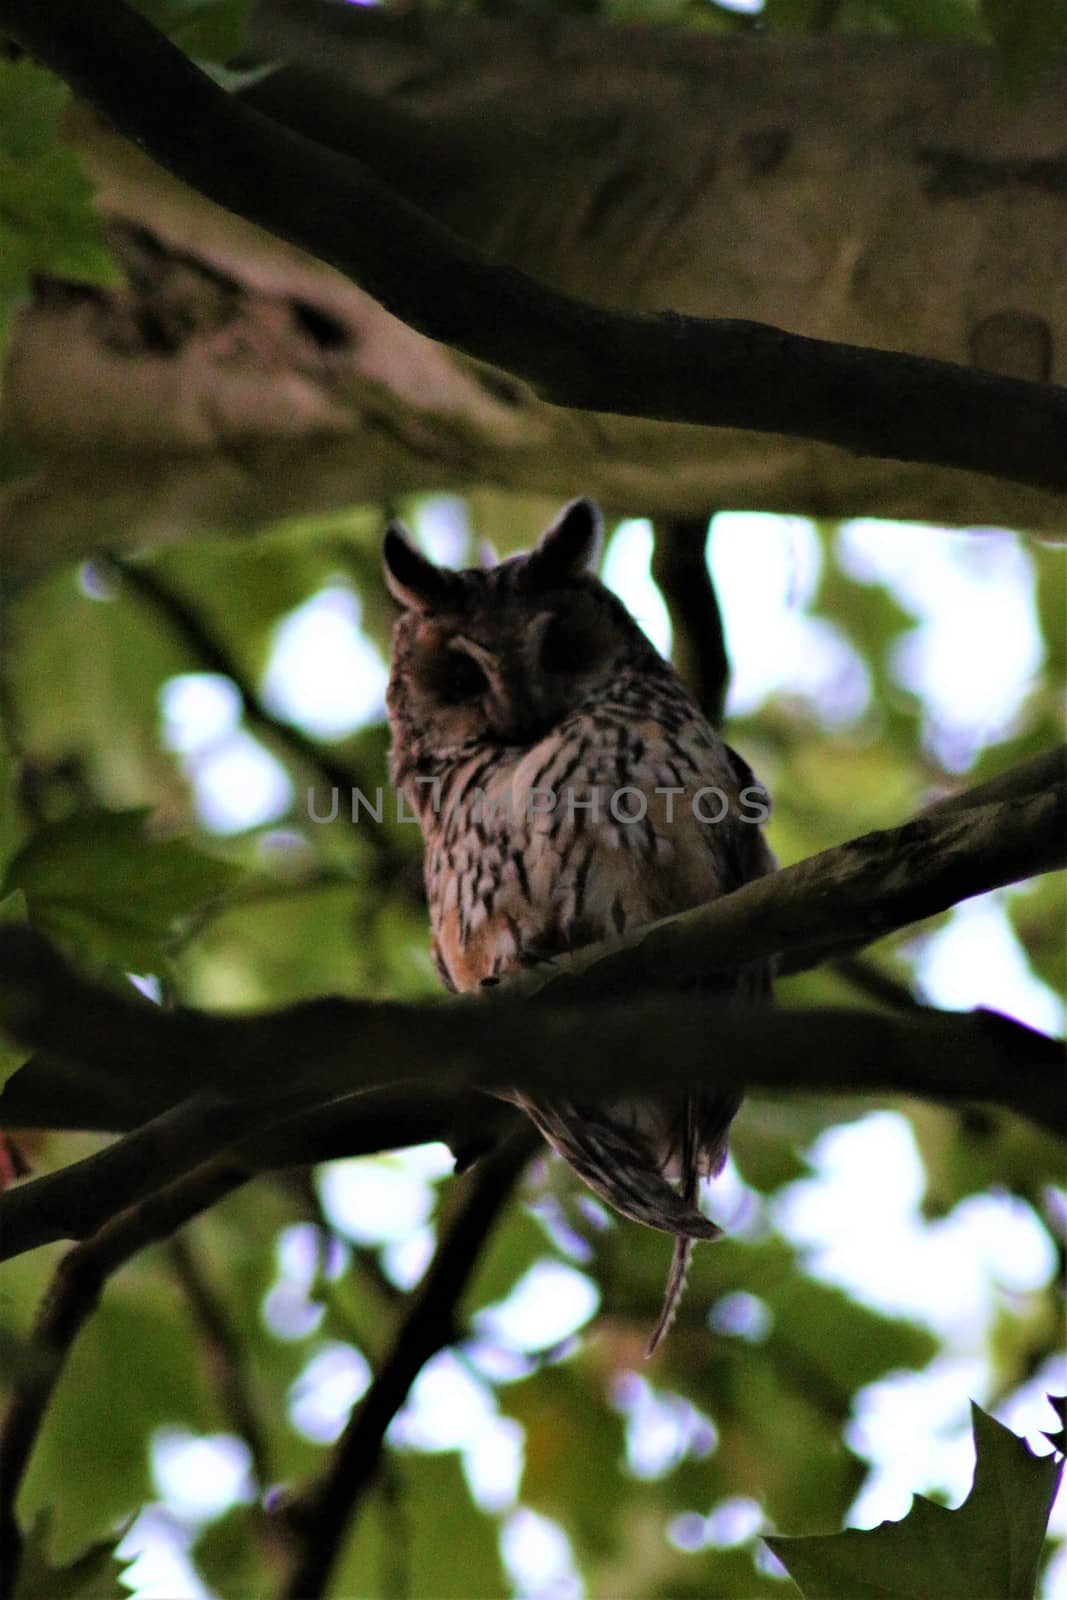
[2,3,1066,578]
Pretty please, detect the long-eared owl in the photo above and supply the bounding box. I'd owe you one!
[384,500,775,1349]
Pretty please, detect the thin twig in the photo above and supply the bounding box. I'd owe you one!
[0,1158,247,1600]
[103,554,407,871]
[168,1233,273,1487]
[2,0,1066,493]
[278,1127,536,1600]
[651,515,730,727]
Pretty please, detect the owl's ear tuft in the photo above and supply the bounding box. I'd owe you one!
[383,524,456,611]
[526,499,603,588]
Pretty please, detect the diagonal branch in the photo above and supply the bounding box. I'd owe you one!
[0,1085,511,1261]
[0,1158,248,1600]
[277,1126,536,1600]
[168,1233,273,1489]
[103,555,412,878]
[2,0,1067,493]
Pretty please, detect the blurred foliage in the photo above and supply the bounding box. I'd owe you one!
[1,487,1061,1595]
[0,0,1064,1597]
[129,0,253,62]
[0,59,117,386]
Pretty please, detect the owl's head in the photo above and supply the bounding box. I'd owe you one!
[384,499,662,768]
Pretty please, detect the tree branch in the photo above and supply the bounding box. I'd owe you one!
[651,516,730,727]
[0,750,1061,1143]
[0,1158,247,1600]
[168,1233,273,1489]
[525,751,1066,996]
[0,962,1062,1141]
[0,1086,510,1260]
[2,0,1066,494]
[103,555,411,875]
[277,1127,535,1600]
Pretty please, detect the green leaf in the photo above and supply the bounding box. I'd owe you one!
[0,60,118,359]
[194,1506,269,1599]
[13,1511,131,1600]
[0,747,25,876]
[333,1451,508,1599]
[464,1206,561,1315]
[3,810,242,970]
[20,1258,220,1560]
[767,1402,1064,1599]
[501,1355,627,1558]
[129,0,253,63]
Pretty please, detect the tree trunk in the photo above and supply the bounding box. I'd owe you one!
[3,3,1065,578]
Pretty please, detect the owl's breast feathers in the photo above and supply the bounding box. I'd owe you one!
[425,689,770,994]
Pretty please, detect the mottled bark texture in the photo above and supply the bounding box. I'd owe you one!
[2,1,1066,579]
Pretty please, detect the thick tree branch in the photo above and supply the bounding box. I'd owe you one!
[0,1158,247,1600]
[2,0,1067,494]
[277,1127,535,1600]
[0,958,1061,1142]
[0,750,1062,1141]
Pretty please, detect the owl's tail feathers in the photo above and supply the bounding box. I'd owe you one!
[647,1236,694,1357]
[512,1092,723,1243]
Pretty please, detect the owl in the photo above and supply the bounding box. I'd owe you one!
[384,500,775,1349]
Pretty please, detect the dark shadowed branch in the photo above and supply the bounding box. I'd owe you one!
[525,749,1066,997]
[0,745,1062,1270]
[651,515,730,727]
[0,1158,249,1600]
[0,956,1062,1142]
[831,955,924,1013]
[2,0,1067,493]
[0,1085,511,1261]
[103,555,412,875]
[0,1094,250,1257]
[277,1126,536,1600]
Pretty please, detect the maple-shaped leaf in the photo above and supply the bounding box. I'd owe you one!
[766,1402,1063,1600]
[1043,1394,1066,1457]
[13,1510,132,1599]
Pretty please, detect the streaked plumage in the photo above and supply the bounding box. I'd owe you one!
[384,500,774,1348]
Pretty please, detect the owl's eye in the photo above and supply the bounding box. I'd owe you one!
[438,651,489,702]
[540,616,601,674]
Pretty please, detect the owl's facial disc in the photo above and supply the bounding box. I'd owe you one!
[385,498,661,763]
